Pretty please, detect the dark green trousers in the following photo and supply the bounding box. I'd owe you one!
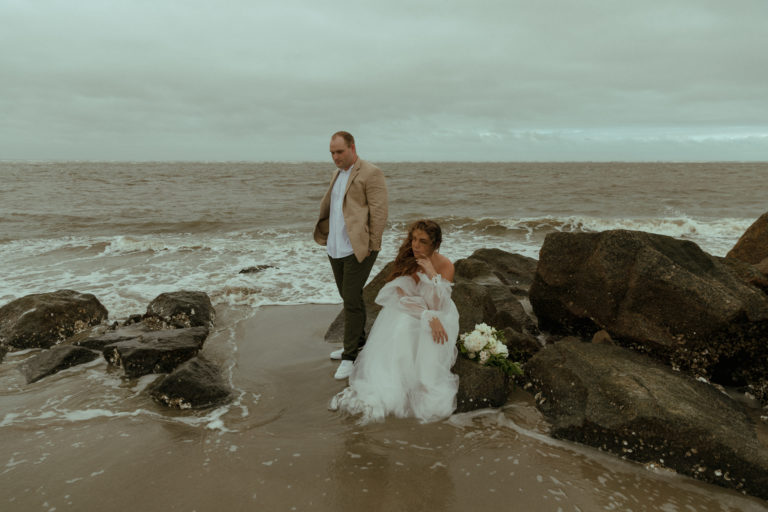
[328,251,378,361]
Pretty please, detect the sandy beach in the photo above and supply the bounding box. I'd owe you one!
[3,304,767,511]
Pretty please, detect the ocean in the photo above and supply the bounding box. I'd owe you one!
[1,161,764,317]
[1,160,767,511]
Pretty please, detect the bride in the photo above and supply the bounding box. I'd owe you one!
[329,219,459,424]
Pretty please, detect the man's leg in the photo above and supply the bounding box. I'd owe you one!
[330,252,378,361]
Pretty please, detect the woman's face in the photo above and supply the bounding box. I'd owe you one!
[410,228,434,258]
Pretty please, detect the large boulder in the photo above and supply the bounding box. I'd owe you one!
[460,248,538,297]
[21,345,99,384]
[455,251,538,333]
[144,291,215,330]
[529,230,768,400]
[0,290,108,350]
[727,212,768,265]
[525,339,768,500]
[451,280,497,336]
[102,326,209,378]
[148,356,232,409]
[452,356,509,412]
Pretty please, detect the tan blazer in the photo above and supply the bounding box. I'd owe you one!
[314,158,388,263]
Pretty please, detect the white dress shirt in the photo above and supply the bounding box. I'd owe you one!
[327,167,355,259]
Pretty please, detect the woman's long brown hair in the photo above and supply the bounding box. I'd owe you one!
[386,220,442,282]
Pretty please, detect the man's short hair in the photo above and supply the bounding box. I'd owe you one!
[332,131,355,147]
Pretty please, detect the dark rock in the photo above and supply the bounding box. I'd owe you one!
[718,256,768,293]
[756,257,768,276]
[529,230,768,401]
[22,345,99,384]
[463,248,538,297]
[0,290,108,350]
[452,356,510,412]
[525,340,768,500]
[102,326,209,378]
[74,323,153,350]
[123,314,144,326]
[455,253,538,335]
[239,265,275,274]
[727,212,768,265]
[144,291,215,330]
[148,357,232,409]
[451,279,497,336]
[502,327,541,362]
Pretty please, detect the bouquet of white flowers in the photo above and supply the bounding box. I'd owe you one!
[458,323,522,377]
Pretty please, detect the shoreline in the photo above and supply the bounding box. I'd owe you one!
[1,304,767,510]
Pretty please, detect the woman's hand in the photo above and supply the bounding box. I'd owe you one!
[416,256,437,279]
[429,317,448,344]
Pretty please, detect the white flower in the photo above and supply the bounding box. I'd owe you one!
[475,323,493,336]
[462,331,487,353]
[489,339,508,357]
[479,350,490,364]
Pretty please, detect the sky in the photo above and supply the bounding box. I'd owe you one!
[2,0,767,162]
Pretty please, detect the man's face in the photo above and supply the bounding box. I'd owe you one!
[330,136,357,170]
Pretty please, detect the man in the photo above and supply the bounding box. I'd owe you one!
[314,131,388,379]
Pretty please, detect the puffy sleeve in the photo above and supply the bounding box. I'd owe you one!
[375,276,419,310]
[416,272,454,313]
[375,273,453,320]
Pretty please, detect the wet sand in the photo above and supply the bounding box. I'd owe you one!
[2,304,767,511]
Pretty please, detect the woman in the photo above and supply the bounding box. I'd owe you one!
[329,220,459,424]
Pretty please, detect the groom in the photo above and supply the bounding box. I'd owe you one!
[314,131,388,380]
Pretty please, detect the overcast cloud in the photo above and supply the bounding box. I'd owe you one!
[2,0,767,161]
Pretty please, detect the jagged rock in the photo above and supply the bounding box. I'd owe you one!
[73,323,153,350]
[727,212,768,265]
[525,339,768,500]
[529,230,768,402]
[462,248,538,297]
[148,357,232,409]
[452,356,509,412]
[451,280,497,336]
[0,290,108,350]
[239,265,275,274]
[719,256,768,293]
[22,345,99,383]
[455,252,537,335]
[102,326,209,378]
[757,257,768,276]
[502,327,541,362]
[144,291,215,330]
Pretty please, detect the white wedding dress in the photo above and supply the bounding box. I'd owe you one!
[330,272,459,424]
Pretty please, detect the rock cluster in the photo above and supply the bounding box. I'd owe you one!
[522,216,768,500]
[0,290,231,410]
[320,213,768,500]
[528,229,768,404]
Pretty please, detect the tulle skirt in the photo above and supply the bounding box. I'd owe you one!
[330,302,459,424]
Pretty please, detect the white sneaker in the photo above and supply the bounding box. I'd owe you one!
[330,348,343,360]
[333,360,354,380]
